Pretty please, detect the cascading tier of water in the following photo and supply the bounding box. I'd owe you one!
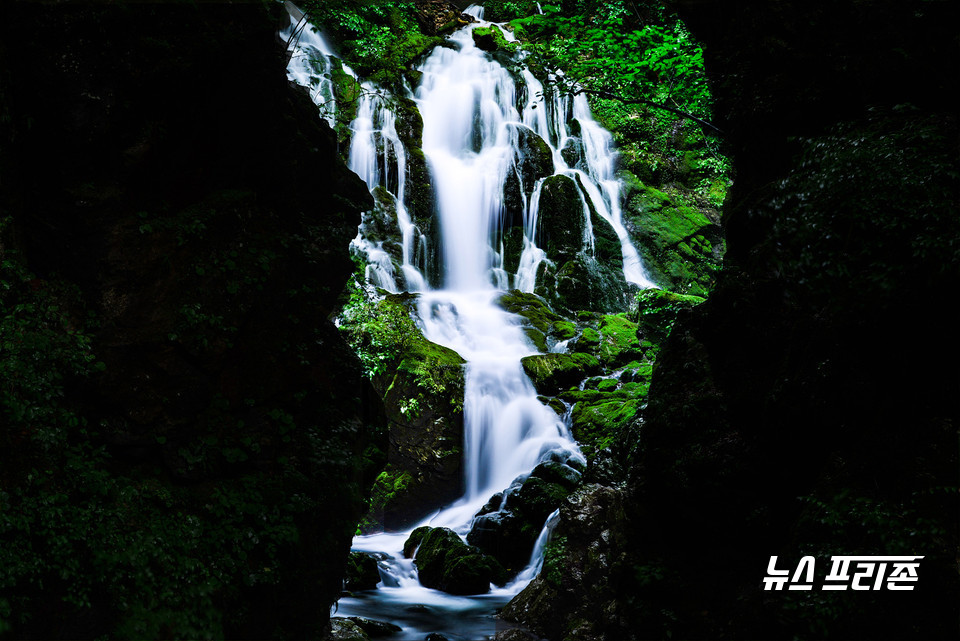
[284,4,653,638]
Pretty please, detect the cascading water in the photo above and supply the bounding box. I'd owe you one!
[284,4,655,638]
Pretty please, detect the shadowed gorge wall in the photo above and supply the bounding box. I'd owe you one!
[501,0,958,639]
[0,2,383,638]
[629,0,959,637]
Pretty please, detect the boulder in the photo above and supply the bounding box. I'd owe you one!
[466,459,581,572]
[537,174,586,261]
[405,527,507,595]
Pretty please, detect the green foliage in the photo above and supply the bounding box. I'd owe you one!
[762,106,959,312]
[338,275,418,379]
[541,534,568,587]
[509,0,712,122]
[299,0,443,87]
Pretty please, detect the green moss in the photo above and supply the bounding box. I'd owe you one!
[541,534,568,588]
[472,25,517,52]
[496,289,577,346]
[575,327,600,352]
[570,398,640,459]
[597,378,619,392]
[596,313,643,367]
[521,352,601,395]
[483,0,541,21]
[633,288,704,341]
[364,464,415,529]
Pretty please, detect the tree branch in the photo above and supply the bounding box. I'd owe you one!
[570,87,723,135]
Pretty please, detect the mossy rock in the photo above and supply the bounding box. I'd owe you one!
[344,552,382,591]
[633,288,705,342]
[550,255,633,314]
[496,289,576,350]
[327,619,371,641]
[560,136,586,170]
[472,25,517,52]
[520,352,601,395]
[596,313,644,367]
[572,326,600,353]
[407,527,506,594]
[466,461,580,572]
[570,398,640,460]
[624,183,723,296]
[503,124,555,231]
[355,295,466,531]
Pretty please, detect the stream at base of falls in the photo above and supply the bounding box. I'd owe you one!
[282,3,654,638]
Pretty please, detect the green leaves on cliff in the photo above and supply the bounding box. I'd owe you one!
[299,0,441,84]
[509,0,713,124]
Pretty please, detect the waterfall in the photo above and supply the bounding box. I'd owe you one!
[282,3,654,637]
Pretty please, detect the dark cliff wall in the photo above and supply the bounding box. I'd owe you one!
[625,0,958,638]
[501,1,958,639]
[0,2,382,638]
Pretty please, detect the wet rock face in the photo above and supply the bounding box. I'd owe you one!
[466,454,583,573]
[500,484,630,641]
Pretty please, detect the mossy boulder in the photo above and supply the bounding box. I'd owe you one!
[405,527,507,594]
[546,255,634,314]
[560,136,586,170]
[520,352,601,395]
[472,25,516,52]
[496,289,576,352]
[596,313,644,367]
[326,619,371,641]
[500,485,629,641]
[333,617,402,638]
[569,397,640,460]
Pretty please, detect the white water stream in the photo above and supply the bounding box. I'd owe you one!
[284,4,653,638]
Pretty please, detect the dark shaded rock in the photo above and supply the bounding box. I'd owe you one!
[0,3,383,640]
[326,619,371,641]
[340,617,402,637]
[508,0,960,639]
[406,527,506,595]
[414,0,474,35]
[467,462,580,572]
[502,125,555,239]
[344,552,382,592]
[537,174,585,261]
[500,485,629,641]
[560,136,585,170]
